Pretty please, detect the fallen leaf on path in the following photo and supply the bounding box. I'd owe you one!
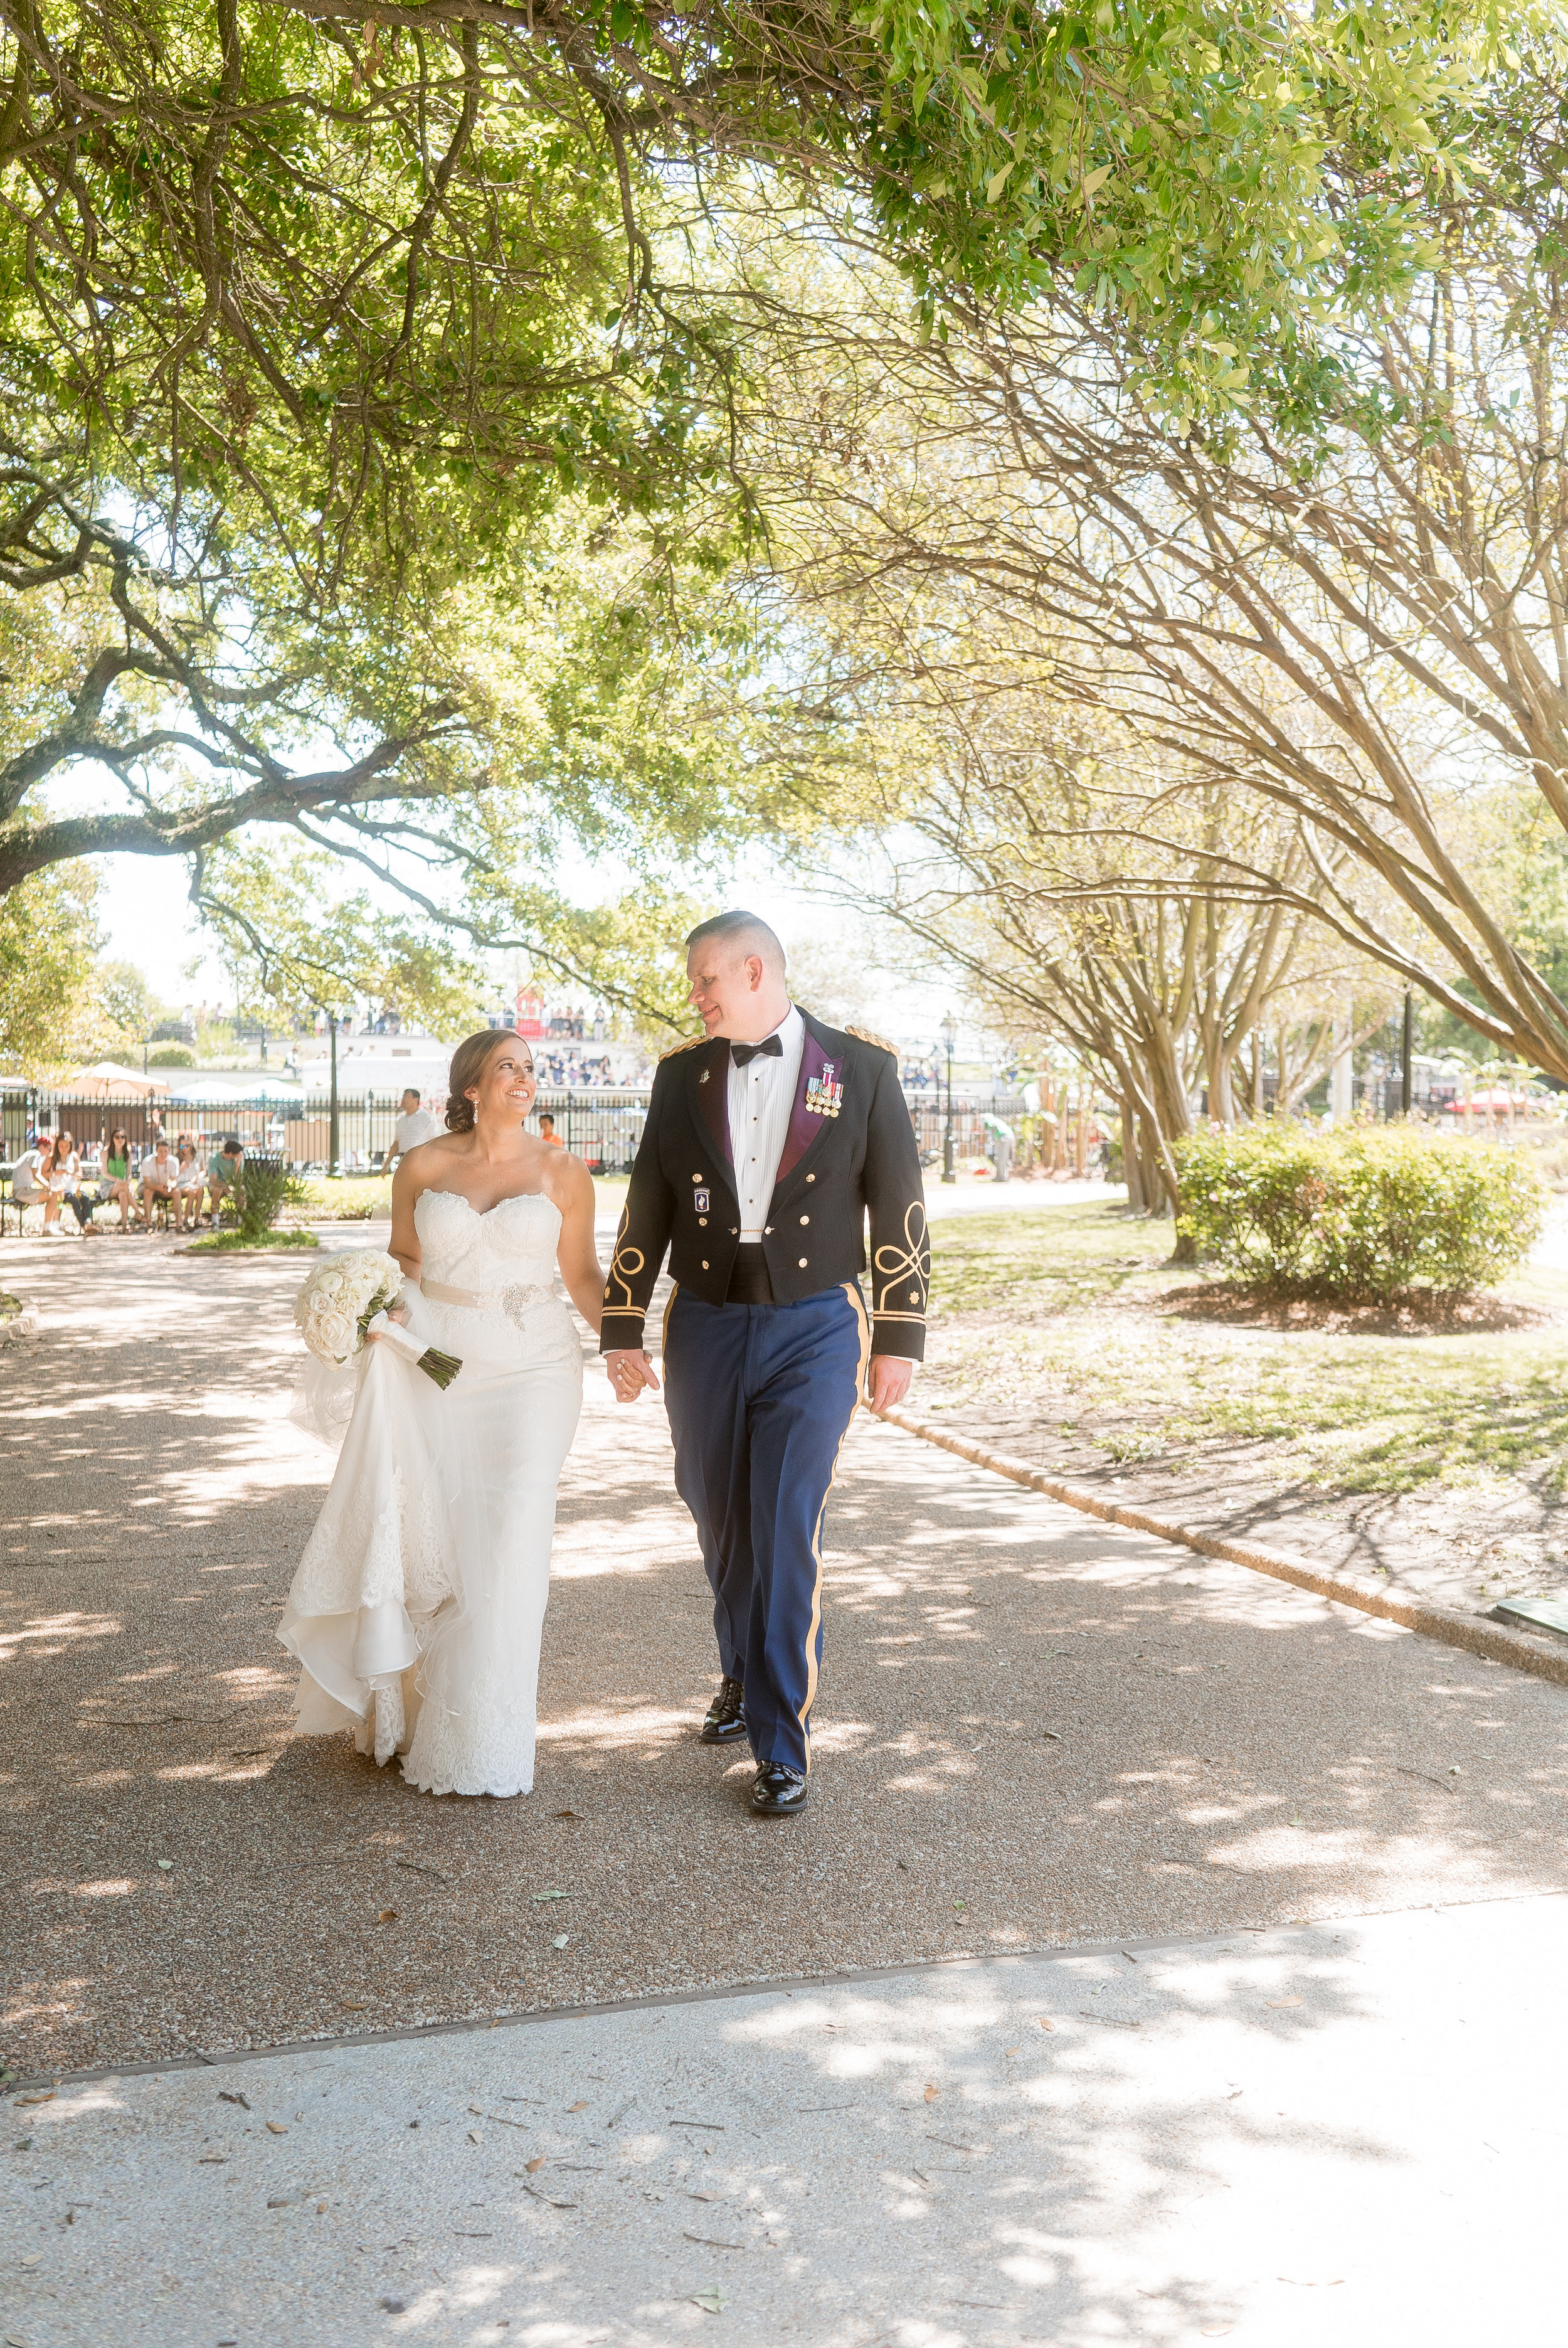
[923,2085,940,2102]
[525,2157,546,2172]
[342,2000,368,2012]
[691,2290,728,2315]
[377,1908,398,1925]
[566,2100,588,2112]
[265,2122,288,2135]
[1004,2047,1020,2057]
[467,2131,480,2144]
[1037,2017,1055,2031]
[553,1809,579,1820]
[219,2091,250,2110]
[532,1889,569,1903]
[1267,1998,1303,2011]
[156,1860,173,1871]
[13,2095,52,2108]
[197,2154,227,2165]
[684,2232,746,2250]
[552,1933,570,1949]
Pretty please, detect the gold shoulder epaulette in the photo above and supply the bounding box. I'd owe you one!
[658,1031,708,1061]
[847,1023,898,1058]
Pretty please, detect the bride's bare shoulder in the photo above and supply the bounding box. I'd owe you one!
[537,1140,592,1211]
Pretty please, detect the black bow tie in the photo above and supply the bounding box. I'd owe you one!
[731,1034,784,1067]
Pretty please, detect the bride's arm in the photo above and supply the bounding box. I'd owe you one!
[388,1152,425,1283]
[551,1154,604,1334]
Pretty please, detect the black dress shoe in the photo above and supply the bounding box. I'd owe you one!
[699,1676,747,1745]
[750,1761,808,1817]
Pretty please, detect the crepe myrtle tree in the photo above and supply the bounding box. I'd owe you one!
[744,23,1568,1083]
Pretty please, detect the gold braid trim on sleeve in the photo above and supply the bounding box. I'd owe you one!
[658,1031,708,1060]
[872,1200,930,1320]
[603,1206,647,1312]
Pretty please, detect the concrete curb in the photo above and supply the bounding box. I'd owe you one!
[881,1406,1568,1690]
[0,1304,39,1345]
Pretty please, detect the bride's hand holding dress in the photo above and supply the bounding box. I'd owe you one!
[279,1033,604,1798]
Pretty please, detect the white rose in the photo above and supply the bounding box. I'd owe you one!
[318,1310,356,1358]
[319,1270,349,1302]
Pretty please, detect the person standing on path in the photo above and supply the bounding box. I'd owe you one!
[386,1087,440,1170]
[601,911,928,1818]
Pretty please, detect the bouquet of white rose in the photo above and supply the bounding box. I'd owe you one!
[294,1250,461,1390]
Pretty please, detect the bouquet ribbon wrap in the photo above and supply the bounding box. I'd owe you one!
[367,1309,462,1388]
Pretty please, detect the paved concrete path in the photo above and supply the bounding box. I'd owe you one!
[4,1893,1563,2346]
[3,1222,1567,2338]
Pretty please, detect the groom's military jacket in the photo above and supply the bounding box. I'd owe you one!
[600,1011,930,1361]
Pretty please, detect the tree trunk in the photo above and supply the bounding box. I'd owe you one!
[1121,1098,1145,1211]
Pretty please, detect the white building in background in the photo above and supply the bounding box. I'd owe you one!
[289,1028,459,1103]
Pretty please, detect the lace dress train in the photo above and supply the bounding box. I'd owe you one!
[280,1190,584,1797]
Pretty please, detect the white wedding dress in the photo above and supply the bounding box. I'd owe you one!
[280,1190,584,1796]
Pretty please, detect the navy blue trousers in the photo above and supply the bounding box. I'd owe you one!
[663,1282,870,1775]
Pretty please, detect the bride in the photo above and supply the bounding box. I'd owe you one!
[279,1029,605,1797]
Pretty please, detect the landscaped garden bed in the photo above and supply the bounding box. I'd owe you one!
[918,1196,1568,1624]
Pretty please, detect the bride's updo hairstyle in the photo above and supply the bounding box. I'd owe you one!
[445,1028,532,1132]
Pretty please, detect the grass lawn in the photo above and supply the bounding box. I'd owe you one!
[925,1201,1568,1500]
[290,1176,392,1221]
[184,1229,320,1252]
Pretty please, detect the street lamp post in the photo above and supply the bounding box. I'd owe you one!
[941,1012,958,1184]
[1401,989,1413,1117]
[327,1009,341,1177]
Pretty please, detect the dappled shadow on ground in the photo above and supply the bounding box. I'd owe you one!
[1153,1281,1560,1335]
[3,1236,1567,2083]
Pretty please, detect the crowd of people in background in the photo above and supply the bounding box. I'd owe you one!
[531,1049,622,1089]
[8,1126,248,1235]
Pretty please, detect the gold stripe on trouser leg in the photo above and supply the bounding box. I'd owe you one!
[795,1283,872,1771]
[661,1280,680,1357]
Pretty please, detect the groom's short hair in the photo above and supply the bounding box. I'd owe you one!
[686,910,786,979]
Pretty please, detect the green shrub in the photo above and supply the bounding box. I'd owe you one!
[1175,1124,1545,1303]
[236,1161,309,1242]
[146,1043,194,1067]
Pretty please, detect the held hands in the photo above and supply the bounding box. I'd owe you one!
[366,1303,412,1344]
[606,1347,660,1402]
[866,1354,914,1415]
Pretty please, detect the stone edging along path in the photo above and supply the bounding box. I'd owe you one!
[879,1406,1568,1691]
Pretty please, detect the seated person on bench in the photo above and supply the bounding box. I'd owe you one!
[138,1139,179,1224]
[206,1137,245,1218]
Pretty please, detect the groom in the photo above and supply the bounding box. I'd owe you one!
[601,912,929,1817]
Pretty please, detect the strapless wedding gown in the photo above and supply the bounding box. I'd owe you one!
[280,1190,584,1796]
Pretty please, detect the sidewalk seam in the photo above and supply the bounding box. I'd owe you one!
[10,1884,1563,2099]
[881,1406,1568,1688]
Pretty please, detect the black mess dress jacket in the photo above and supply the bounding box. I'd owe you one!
[599,1009,930,1361]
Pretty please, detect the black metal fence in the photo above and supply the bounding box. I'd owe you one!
[3,1085,1025,1176]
